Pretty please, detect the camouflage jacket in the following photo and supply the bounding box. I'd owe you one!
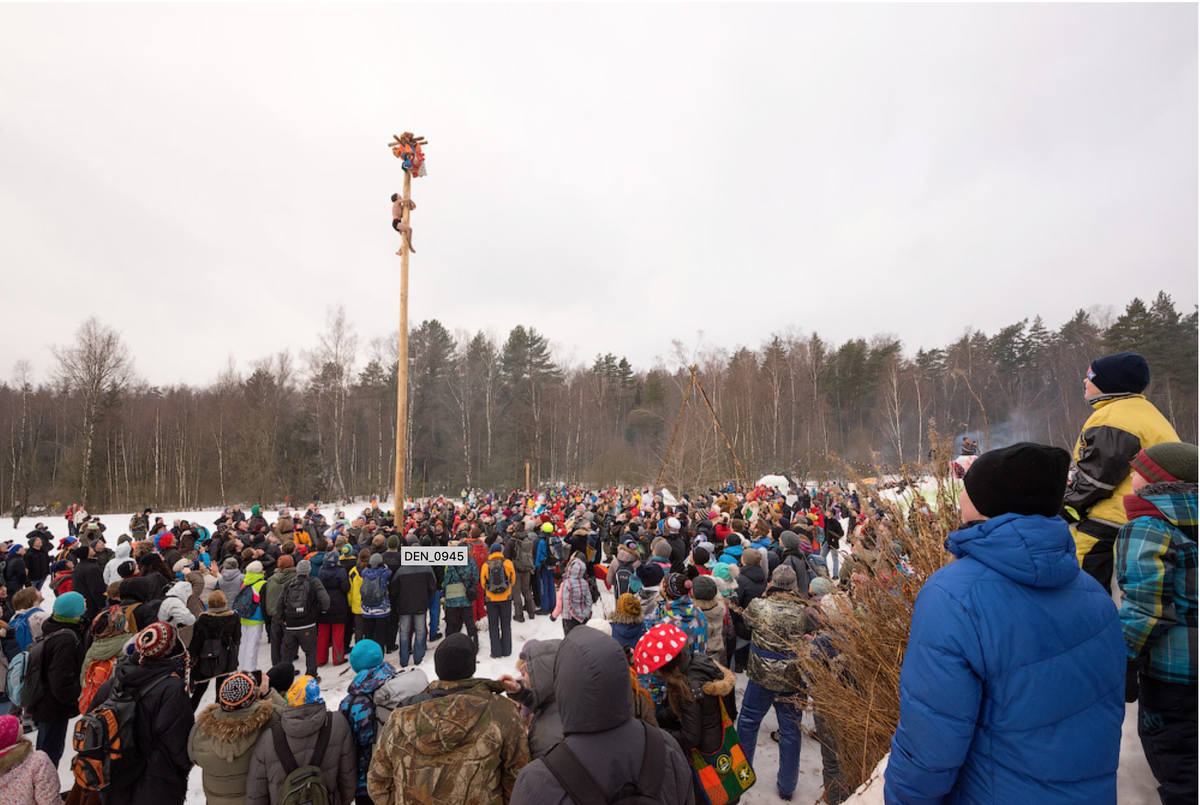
[744,590,811,692]
[367,678,530,805]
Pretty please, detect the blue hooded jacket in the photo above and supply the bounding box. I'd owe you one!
[885,513,1125,805]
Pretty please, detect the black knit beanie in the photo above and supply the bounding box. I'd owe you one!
[963,442,1071,518]
[1089,352,1150,395]
[434,633,476,681]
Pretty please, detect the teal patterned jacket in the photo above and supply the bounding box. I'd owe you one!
[1115,481,1197,684]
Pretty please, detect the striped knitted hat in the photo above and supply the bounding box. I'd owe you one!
[135,622,176,659]
[1131,443,1198,485]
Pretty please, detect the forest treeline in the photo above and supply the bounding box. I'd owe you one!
[2,292,1195,514]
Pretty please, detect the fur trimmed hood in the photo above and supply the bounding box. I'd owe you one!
[0,739,32,776]
[194,698,275,761]
[700,662,737,698]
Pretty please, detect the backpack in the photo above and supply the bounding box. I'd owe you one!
[360,573,387,609]
[372,667,429,730]
[543,720,665,804]
[613,562,635,598]
[11,608,41,651]
[486,557,511,596]
[272,714,332,805]
[71,672,176,791]
[17,628,80,712]
[547,536,567,565]
[233,583,260,619]
[78,657,118,715]
[280,577,316,625]
[514,536,535,573]
[195,637,229,680]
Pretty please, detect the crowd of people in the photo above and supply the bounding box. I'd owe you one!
[0,351,1191,805]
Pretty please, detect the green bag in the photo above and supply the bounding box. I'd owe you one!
[273,714,332,805]
[689,701,755,805]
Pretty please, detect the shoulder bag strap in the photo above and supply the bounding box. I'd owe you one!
[542,742,607,805]
[636,721,667,796]
[310,713,332,767]
[272,721,299,775]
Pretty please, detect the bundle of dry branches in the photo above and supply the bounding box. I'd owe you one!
[794,424,960,793]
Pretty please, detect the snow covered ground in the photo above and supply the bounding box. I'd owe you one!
[0,505,1159,804]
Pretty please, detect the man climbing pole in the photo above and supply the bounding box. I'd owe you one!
[391,193,416,255]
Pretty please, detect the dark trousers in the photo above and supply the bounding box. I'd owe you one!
[562,617,586,636]
[268,619,285,666]
[36,718,68,769]
[191,674,231,712]
[283,625,319,677]
[343,610,356,654]
[1138,674,1198,805]
[512,573,535,621]
[486,599,512,657]
[363,616,390,648]
[444,605,478,651]
[384,610,399,652]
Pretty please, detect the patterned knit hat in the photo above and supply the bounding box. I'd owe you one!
[91,605,128,639]
[634,623,688,676]
[135,622,176,659]
[218,672,259,712]
[1131,443,1198,485]
[662,573,691,601]
[288,675,324,706]
[0,715,19,757]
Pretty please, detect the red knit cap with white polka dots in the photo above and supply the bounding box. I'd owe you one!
[634,623,688,676]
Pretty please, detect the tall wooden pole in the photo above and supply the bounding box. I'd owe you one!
[525,460,531,492]
[394,169,411,510]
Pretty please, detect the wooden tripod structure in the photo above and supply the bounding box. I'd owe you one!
[655,365,750,490]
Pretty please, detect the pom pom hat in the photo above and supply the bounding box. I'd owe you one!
[634,623,689,676]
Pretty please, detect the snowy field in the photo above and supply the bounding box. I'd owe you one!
[0,504,1158,805]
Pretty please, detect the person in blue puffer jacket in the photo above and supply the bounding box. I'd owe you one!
[885,443,1125,805]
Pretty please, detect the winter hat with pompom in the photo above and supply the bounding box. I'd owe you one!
[662,573,691,601]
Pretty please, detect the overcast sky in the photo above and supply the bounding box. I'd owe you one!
[1,3,1195,387]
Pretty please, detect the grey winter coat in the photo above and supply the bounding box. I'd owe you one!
[217,567,245,603]
[507,639,563,760]
[509,625,694,805]
[245,701,356,805]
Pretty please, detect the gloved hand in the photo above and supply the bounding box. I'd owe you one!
[1125,657,1146,703]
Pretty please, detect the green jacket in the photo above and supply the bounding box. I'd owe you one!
[262,568,297,622]
[188,698,279,805]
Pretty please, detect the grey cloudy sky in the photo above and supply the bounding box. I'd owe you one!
[1,3,1196,386]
